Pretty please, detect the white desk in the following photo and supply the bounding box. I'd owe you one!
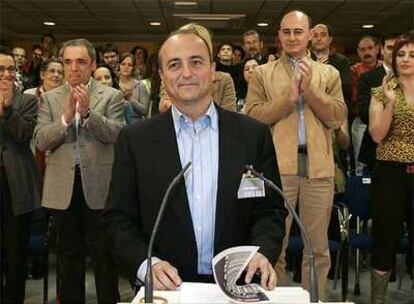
[129,282,354,303]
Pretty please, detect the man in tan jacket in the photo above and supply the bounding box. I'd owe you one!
[245,10,346,299]
[34,38,125,303]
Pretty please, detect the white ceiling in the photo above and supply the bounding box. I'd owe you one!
[1,0,413,45]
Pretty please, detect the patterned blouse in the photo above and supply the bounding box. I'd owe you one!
[371,77,414,163]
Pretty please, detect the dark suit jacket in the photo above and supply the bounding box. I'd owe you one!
[103,105,287,283]
[357,66,386,168]
[0,90,41,216]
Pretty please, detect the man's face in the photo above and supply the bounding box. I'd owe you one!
[243,34,262,58]
[357,38,379,65]
[0,54,16,88]
[62,45,96,87]
[159,33,214,108]
[135,49,145,65]
[232,49,242,64]
[12,47,27,69]
[32,48,42,60]
[42,36,54,51]
[218,44,233,62]
[102,51,119,70]
[311,26,332,52]
[279,12,312,59]
[382,38,397,67]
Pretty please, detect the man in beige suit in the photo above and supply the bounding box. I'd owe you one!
[34,38,125,304]
[245,10,346,299]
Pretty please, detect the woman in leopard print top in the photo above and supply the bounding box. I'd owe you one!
[368,32,414,304]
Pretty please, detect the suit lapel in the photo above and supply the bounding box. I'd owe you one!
[214,108,245,247]
[54,86,68,110]
[151,111,195,239]
[89,79,103,110]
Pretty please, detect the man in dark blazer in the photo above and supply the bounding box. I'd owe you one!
[358,34,398,171]
[103,25,287,291]
[0,46,41,303]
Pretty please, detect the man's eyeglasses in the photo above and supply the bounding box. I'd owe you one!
[0,66,17,74]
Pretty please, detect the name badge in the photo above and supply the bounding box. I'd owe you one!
[237,173,265,199]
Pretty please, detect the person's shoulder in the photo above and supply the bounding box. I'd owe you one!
[313,59,340,77]
[331,52,349,62]
[93,80,120,95]
[219,107,268,131]
[123,111,170,135]
[214,70,232,81]
[362,66,385,79]
[256,59,279,72]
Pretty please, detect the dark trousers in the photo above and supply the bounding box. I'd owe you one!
[0,168,30,304]
[54,168,119,304]
[371,161,413,271]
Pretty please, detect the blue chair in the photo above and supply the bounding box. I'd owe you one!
[344,175,372,296]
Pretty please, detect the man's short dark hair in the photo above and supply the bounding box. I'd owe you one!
[280,9,313,29]
[31,44,42,52]
[358,35,380,47]
[233,45,245,58]
[0,45,14,57]
[41,33,56,44]
[242,30,261,41]
[60,38,97,61]
[217,42,234,53]
[102,43,118,55]
[130,46,148,63]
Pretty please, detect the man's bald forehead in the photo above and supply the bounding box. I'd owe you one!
[280,10,312,29]
[158,31,211,67]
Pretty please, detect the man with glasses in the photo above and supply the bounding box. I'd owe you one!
[0,45,41,304]
[245,10,346,299]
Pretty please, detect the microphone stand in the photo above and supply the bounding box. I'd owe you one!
[144,162,192,303]
[245,165,319,303]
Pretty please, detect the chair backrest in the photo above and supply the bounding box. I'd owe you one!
[344,175,371,220]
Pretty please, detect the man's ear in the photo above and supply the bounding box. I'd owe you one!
[159,68,163,81]
[211,62,216,81]
[91,60,97,72]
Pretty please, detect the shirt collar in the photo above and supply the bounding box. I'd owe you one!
[383,63,392,75]
[171,101,218,136]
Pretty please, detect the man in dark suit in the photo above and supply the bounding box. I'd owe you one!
[358,34,399,171]
[0,46,41,303]
[103,25,287,291]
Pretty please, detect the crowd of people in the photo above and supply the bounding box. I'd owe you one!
[0,8,412,304]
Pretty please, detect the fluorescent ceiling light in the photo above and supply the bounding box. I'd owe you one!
[150,22,162,26]
[174,1,197,6]
[173,13,245,21]
[362,24,374,29]
[257,22,268,27]
[44,21,55,26]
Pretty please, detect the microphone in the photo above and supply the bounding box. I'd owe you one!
[245,165,319,303]
[144,162,192,303]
